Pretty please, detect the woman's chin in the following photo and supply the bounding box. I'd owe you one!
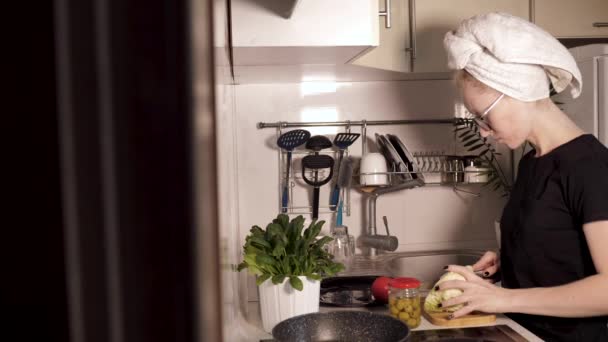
[505,139,525,150]
[490,136,523,150]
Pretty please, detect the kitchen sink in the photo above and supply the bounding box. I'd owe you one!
[384,249,485,291]
[343,249,486,292]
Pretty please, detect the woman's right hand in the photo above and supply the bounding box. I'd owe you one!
[472,251,500,283]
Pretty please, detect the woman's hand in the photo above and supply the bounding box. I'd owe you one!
[472,250,500,283]
[437,264,512,319]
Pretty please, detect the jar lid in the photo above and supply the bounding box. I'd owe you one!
[389,277,421,289]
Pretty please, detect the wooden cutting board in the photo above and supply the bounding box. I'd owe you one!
[423,310,496,327]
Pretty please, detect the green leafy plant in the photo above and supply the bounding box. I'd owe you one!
[454,118,511,197]
[236,214,344,291]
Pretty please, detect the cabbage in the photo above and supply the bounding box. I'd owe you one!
[424,266,472,313]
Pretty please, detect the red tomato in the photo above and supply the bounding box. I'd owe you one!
[371,276,392,303]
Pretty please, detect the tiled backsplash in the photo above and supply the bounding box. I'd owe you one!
[231,80,511,307]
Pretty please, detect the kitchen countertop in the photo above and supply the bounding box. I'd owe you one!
[244,252,543,341]
[246,301,543,341]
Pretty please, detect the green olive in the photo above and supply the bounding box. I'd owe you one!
[398,312,410,320]
[390,305,400,315]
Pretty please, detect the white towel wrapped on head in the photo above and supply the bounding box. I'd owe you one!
[444,12,582,101]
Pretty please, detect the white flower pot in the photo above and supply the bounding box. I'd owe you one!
[258,276,320,333]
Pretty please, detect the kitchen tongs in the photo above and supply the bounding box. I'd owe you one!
[302,154,334,219]
[330,133,360,209]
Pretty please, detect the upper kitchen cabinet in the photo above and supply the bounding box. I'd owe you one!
[414,0,529,73]
[353,0,413,72]
[533,0,608,38]
[352,0,529,73]
[231,0,379,66]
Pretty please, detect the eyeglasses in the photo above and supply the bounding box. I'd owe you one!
[473,93,505,131]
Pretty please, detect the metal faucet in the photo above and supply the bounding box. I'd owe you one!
[359,178,424,257]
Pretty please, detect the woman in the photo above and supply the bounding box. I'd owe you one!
[439,12,608,341]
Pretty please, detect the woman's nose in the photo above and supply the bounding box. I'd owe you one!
[479,128,492,138]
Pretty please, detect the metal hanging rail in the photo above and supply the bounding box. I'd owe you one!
[257,118,460,129]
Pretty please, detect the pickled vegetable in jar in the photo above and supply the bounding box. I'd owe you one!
[388,277,422,329]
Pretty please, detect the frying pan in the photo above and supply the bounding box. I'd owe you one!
[272,311,410,342]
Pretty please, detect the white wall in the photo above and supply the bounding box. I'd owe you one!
[233,80,511,310]
[200,0,274,341]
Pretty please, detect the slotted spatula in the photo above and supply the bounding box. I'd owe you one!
[330,133,360,209]
[277,129,311,212]
[302,154,334,219]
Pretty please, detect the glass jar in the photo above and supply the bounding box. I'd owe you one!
[388,277,422,329]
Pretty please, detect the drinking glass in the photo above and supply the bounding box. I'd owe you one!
[329,226,355,270]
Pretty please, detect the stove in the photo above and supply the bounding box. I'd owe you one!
[409,325,528,341]
[260,324,528,341]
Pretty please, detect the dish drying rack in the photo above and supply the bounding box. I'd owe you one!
[262,118,494,215]
[360,151,491,191]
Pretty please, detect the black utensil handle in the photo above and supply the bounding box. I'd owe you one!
[281,151,292,213]
[329,149,345,210]
[313,187,320,219]
[330,184,340,210]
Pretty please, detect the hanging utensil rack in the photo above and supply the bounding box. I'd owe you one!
[263,118,491,215]
[258,119,458,129]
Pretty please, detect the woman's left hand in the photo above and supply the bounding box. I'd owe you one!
[437,265,513,319]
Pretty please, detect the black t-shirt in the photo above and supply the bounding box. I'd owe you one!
[501,134,608,342]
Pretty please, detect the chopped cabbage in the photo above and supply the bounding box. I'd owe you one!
[424,266,472,313]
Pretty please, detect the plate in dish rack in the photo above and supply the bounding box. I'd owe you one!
[375,133,412,182]
[386,133,424,182]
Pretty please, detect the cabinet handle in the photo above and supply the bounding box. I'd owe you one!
[379,0,391,29]
[593,22,608,27]
[529,0,535,22]
[405,0,417,71]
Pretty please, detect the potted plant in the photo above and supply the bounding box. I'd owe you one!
[454,118,512,197]
[237,213,344,332]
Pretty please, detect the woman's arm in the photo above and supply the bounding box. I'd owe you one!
[439,220,608,318]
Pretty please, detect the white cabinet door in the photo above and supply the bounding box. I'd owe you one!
[414,0,529,73]
[534,0,608,38]
[231,0,379,66]
[352,0,412,72]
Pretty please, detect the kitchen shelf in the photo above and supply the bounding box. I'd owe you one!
[357,170,494,184]
[266,118,499,217]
